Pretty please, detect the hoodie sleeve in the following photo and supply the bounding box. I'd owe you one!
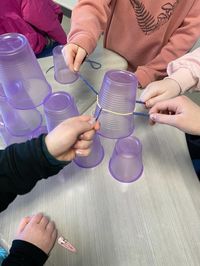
[0,135,69,212]
[166,47,200,93]
[2,240,48,266]
[21,0,67,44]
[135,0,200,88]
[68,0,111,55]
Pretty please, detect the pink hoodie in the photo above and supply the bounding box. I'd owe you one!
[167,47,200,93]
[68,0,200,88]
[0,0,67,54]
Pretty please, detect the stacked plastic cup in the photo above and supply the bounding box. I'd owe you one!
[94,70,137,139]
[0,33,51,109]
[43,91,79,132]
[0,83,42,140]
[53,45,79,84]
[0,33,51,146]
[74,133,104,168]
[109,136,143,183]
[0,115,31,146]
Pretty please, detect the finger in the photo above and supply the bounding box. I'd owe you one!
[150,113,179,127]
[140,86,159,102]
[75,148,91,157]
[149,99,178,115]
[74,140,93,149]
[29,213,44,225]
[74,48,87,72]
[51,228,57,242]
[39,216,50,228]
[16,216,31,234]
[74,121,94,136]
[63,45,77,72]
[146,94,169,108]
[79,129,95,141]
[46,221,56,234]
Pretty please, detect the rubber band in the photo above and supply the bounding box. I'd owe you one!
[96,95,134,116]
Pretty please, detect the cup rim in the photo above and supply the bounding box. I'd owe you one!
[0,33,27,56]
[43,91,75,114]
[104,70,138,86]
[53,44,64,56]
[115,135,142,157]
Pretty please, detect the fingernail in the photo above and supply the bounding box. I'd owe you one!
[145,101,150,108]
[150,114,156,121]
[88,118,95,125]
[79,134,84,139]
[75,149,83,156]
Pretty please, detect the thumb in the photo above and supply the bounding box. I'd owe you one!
[75,119,95,136]
[150,113,178,127]
[74,47,87,71]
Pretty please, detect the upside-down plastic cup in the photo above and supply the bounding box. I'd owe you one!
[53,45,79,84]
[74,134,104,168]
[0,33,51,109]
[0,115,31,146]
[94,70,138,139]
[109,136,143,183]
[43,91,79,132]
[0,85,42,136]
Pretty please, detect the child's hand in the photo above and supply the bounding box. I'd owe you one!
[62,44,87,72]
[149,96,200,135]
[15,213,57,255]
[140,78,181,108]
[45,115,100,162]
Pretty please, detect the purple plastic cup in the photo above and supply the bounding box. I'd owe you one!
[74,134,104,168]
[109,136,143,183]
[53,45,79,84]
[94,70,137,139]
[0,33,51,109]
[31,125,48,139]
[0,85,42,136]
[0,115,31,146]
[43,91,79,132]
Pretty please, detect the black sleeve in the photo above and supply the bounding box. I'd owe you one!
[2,240,48,266]
[0,134,70,212]
[186,133,200,160]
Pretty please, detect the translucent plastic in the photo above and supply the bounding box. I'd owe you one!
[0,116,30,146]
[53,45,79,84]
[0,33,51,109]
[74,134,104,168]
[31,125,48,138]
[0,85,42,136]
[109,136,143,183]
[94,70,137,139]
[43,91,79,132]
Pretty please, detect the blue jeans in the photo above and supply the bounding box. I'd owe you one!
[0,247,8,265]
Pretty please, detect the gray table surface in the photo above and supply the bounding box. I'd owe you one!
[1,99,200,265]
[54,0,77,10]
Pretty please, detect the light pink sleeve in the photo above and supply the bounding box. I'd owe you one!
[68,0,112,55]
[167,47,200,93]
[21,0,67,44]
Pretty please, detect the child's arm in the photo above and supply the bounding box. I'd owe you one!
[135,0,200,88]
[21,0,67,45]
[140,48,200,107]
[0,116,98,212]
[63,0,111,72]
[149,96,200,136]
